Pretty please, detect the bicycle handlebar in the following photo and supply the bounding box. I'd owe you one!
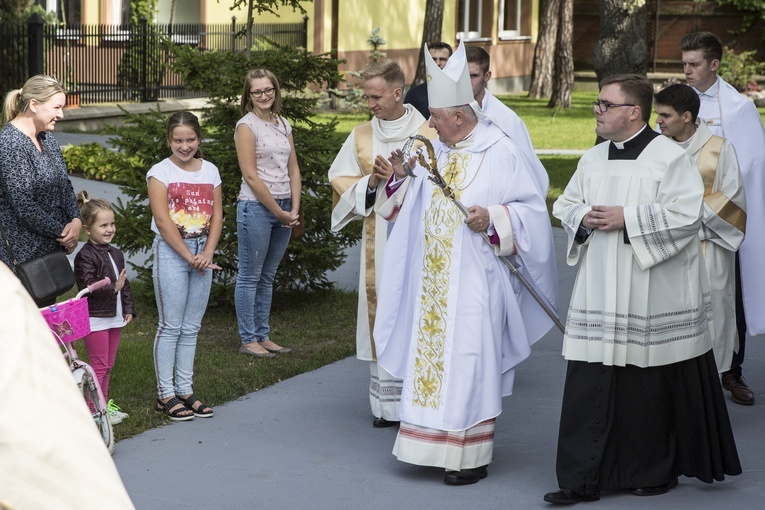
[74,277,112,299]
[88,277,111,293]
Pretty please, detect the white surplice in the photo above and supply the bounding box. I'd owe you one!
[678,123,746,372]
[695,77,765,335]
[374,121,558,433]
[553,135,713,368]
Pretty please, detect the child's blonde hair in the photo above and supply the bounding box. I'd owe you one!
[76,190,114,228]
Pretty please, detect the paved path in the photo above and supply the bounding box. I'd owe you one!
[112,228,765,510]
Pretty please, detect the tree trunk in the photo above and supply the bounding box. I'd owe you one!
[548,0,574,108]
[411,0,445,87]
[593,0,650,82]
[528,0,560,99]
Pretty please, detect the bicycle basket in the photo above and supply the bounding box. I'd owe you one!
[41,297,91,344]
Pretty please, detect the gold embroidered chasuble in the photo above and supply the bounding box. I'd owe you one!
[413,151,470,409]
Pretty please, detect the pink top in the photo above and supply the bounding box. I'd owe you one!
[236,112,293,200]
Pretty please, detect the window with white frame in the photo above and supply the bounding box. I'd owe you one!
[457,0,490,41]
[499,0,531,40]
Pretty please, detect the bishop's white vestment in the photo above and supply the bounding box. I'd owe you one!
[374,121,558,469]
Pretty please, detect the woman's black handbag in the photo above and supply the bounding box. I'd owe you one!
[0,225,74,306]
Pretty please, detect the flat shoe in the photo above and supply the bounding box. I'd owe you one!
[372,417,400,427]
[631,477,678,496]
[263,346,293,354]
[239,345,277,358]
[444,465,488,485]
[543,489,600,505]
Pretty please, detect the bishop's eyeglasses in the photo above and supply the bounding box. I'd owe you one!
[592,101,636,114]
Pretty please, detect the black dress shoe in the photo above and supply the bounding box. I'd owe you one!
[722,374,754,405]
[543,489,600,505]
[631,477,678,496]
[372,417,400,428]
[443,465,488,485]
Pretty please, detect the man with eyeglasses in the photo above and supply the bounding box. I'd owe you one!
[680,31,765,407]
[328,59,435,429]
[545,74,741,505]
[404,41,453,119]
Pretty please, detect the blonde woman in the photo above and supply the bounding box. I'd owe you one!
[0,75,81,306]
[234,69,301,357]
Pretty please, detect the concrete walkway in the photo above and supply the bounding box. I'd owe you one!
[111,227,765,510]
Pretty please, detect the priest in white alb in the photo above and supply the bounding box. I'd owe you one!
[328,60,435,427]
[655,83,746,373]
[373,41,558,486]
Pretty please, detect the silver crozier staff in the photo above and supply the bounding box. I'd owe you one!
[396,134,565,333]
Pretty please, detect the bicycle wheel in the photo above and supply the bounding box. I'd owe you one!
[80,371,115,454]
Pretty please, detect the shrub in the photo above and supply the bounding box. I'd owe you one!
[719,46,765,91]
[63,143,135,183]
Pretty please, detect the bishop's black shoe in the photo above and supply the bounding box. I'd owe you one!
[443,465,488,485]
[372,417,399,428]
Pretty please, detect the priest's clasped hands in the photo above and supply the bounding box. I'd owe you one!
[582,205,625,231]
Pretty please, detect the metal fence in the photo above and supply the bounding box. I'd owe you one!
[0,15,308,105]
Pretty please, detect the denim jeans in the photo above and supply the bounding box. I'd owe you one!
[235,198,292,344]
[152,235,212,399]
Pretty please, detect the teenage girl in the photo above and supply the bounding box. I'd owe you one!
[148,111,222,421]
[74,191,135,424]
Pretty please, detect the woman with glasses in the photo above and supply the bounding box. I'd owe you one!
[234,69,301,357]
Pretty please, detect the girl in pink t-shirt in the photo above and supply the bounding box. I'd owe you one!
[147,111,222,422]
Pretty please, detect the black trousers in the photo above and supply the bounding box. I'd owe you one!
[723,253,746,377]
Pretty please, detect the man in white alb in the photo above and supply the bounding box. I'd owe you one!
[655,83,746,373]
[680,31,765,405]
[328,59,435,427]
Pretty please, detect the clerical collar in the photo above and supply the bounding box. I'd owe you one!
[608,124,659,160]
[447,126,477,150]
[612,125,648,150]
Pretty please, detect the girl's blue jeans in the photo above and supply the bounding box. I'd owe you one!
[152,235,212,399]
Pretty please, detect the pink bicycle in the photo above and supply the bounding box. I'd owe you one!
[40,277,115,454]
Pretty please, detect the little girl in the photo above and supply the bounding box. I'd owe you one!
[148,111,222,422]
[74,191,136,425]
